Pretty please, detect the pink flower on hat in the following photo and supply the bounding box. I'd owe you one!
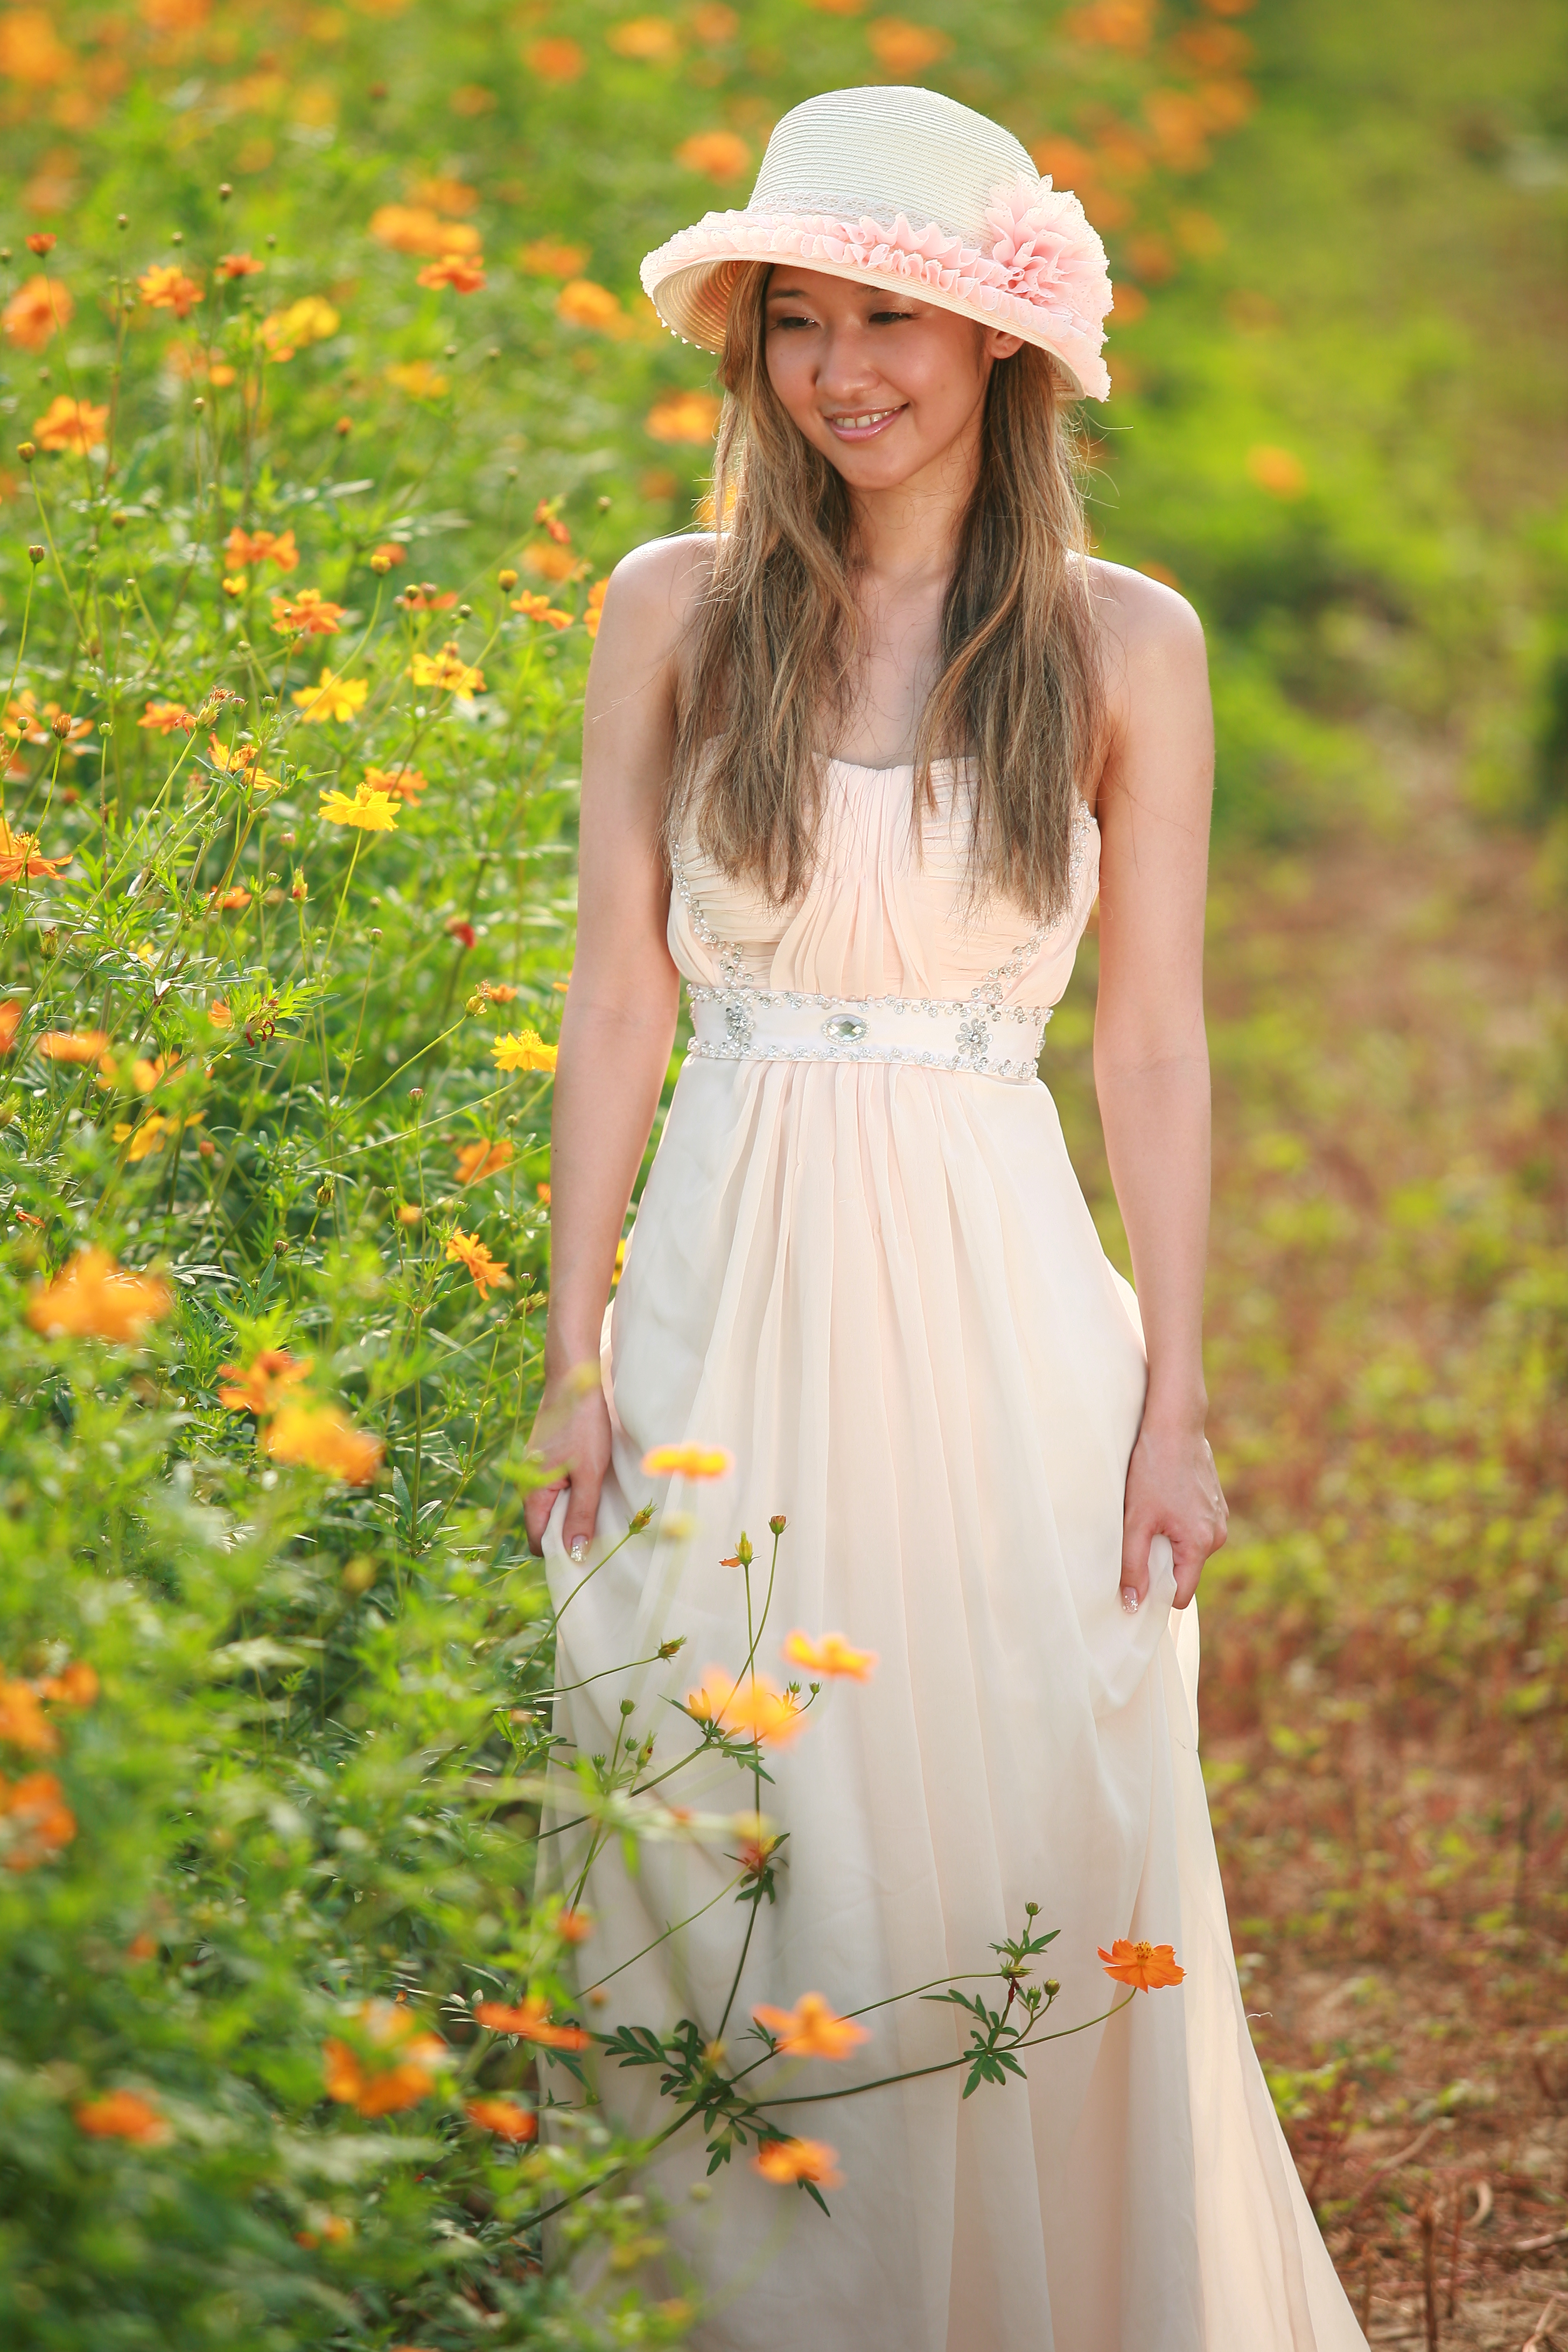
[984,174,1113,337]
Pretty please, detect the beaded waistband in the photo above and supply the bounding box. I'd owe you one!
[687,984,1048,1081]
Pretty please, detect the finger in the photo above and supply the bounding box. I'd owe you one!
[524,1481,565,1557]
[561,1472,603,1565]
[1119,1520,1156,1615]
[1171,1537,1204,1611]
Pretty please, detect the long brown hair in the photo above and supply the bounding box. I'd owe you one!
[666,262,1104,924]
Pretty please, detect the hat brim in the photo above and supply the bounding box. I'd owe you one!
[643,242,1109,403]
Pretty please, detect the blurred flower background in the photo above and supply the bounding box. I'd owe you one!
[0,0,1564,2345]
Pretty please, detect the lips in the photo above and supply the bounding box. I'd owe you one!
[821,404,906,440]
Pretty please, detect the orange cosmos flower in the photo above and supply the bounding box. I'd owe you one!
[556,1908,593,1944]
[34,395,109,453]
[25,233,56,256]
[511,590,572,627]
[225,525,298,572]
[291,669,368,723]
[675,129,751,181]
[685,1667,806,1747]
[492,1028,557,1074]
[74,2089,171,2144]
[410,174,479,214]
[1245,444,1308,501]
[473,1995,591,2050]
[517,238,589,279]
[584,578,608,638]
[318,781,398,831]
[270,587,344,637]
[782,1630,879,1683]
[0,1678,59,1754]
[865,16,953,72]
[645,389,722,444]
[27,1249,171,1343]
[416,253,487,293]
[453,1138,514,1186]
[641,1443,733,1480]
[369,540,408,568]
[464,2096,537,2140]
[324,2001,445,2115]
[445,1228,512,1296]
[369,204,482,258]
[555,278,626,334]
[608,15,682,61]
[0,1769,75,1868]
[138,264,203,317]
[35,1030,109,1064]
[524,34,585,79]
[264,1402,382,1484]
[752,1992,869,2060]
[407,641,485,695]
[3,274,73,352]
[363,764,426,802]
[216,251,263,278]
[478,979,518,1004]
[754,2136,842,2188]
[35,1661,98,1707]
[1097,1937,1186,1991]
[0,820,71,883]
[0,1002,20,1052]
[206,735,279,790]
[216,1347,313,1416]
[138,699,198,734]
[386,359,450,400]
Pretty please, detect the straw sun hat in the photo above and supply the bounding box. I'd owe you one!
[640,84,1115,402]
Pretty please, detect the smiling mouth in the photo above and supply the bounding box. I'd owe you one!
[822,405,906,439]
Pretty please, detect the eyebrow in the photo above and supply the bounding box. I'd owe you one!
[764,285,814,301]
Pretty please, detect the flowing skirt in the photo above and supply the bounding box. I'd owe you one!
[545,1058,1367,2352]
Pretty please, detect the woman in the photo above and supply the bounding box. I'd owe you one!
[527,83,1366,2352]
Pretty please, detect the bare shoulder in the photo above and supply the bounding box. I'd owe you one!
[595,530,715,670]
[1084,556,1207,685]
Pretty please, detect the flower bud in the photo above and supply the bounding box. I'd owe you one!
[342,1555,377,1593]
[17,442,35,464]
[334,416,353,437]
[656,1635,686,1657]
[290,870,307,901]
[733,1531,753,1567]
[50,710,72,739]
[316,1178,335,1206]
[464,992,484,1016]
[628,1502,655,1534]
[768,1514,787,1535]
[219,182,232,201]
[192,395,205,412]
[496,568,518,591]
[1044,1978,1060,1998]
[27,544,44,564]
[369,552,392,575]
[110,510,129,529]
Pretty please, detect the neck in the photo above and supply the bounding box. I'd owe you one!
[844,414,982,590]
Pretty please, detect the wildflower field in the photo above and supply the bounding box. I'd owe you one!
[0,0,1563,2344]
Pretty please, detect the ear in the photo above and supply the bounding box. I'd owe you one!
[982,328,1025,361]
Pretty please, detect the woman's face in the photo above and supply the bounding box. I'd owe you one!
[762,267,1023,495]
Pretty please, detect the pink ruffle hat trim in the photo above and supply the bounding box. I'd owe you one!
[640,84,1116,401]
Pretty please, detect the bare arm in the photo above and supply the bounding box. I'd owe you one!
[1089,564,1227,1610]
[524,536,709,1557]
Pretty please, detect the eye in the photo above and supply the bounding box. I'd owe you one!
[869,307,918,325]
[767,309,816,331]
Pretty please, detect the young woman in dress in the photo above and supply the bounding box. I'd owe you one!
[526,83,1367,2352]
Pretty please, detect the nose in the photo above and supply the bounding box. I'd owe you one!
[813,318,884,404]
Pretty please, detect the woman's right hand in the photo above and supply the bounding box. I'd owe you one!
[524,1372,614,1560]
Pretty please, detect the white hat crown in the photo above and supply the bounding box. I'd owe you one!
[748,86,1037,249]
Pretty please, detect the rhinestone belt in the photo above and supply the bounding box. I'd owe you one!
[687,984,1049,1081]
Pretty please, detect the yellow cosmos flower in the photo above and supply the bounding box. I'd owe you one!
[111,1112,177,1164]
[640,1442,732,1480]
[290,670,368,724]
[782,1630,879,1683]
[407,641,485,695]
[318,782,399,831]
[492,1028,557,1074]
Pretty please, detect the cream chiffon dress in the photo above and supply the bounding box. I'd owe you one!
[544,757,1366,2352]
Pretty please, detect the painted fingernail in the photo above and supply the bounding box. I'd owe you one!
[569,1538,587,1565]
[1120,1587,1140,1614]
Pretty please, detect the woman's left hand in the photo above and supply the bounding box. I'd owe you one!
[1119,1419,1228,1614]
